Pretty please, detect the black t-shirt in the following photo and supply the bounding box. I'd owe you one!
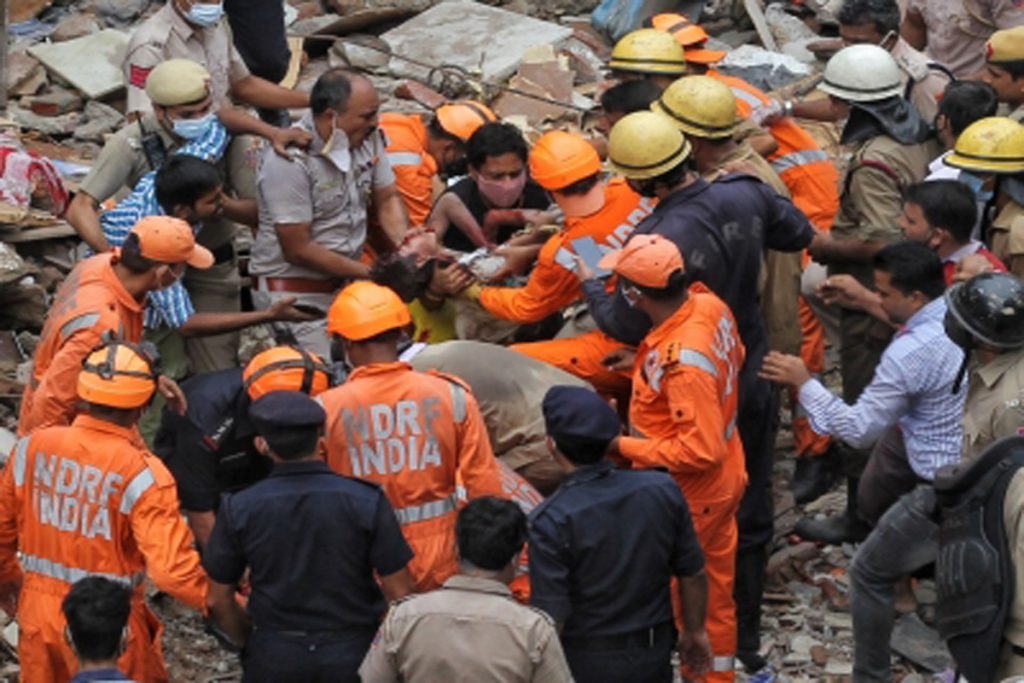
[440,176,552,252]
[203,461,414,632]
[153,368,269,512]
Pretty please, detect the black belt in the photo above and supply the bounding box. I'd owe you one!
[207,242,235,265]
[561,622,675,651]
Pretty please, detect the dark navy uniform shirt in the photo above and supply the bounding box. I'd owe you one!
[582,174,814,395]
[153,368,268,512]
[528,460,705,640]
[203,460,413,633]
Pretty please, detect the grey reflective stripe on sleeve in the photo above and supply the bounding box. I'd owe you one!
[387,152,423,167]
[393,492,458,525]
[11,438,29,487]
[724,416,737,441]
[729,87,764,109]
[712,656,735,672]
[21,553,145,587]
[770,149,829,173]
[59,312,101,340]
[553,246,577,272]
[678,349,718,377]
[449,382,467,423]
[120,469,156,514]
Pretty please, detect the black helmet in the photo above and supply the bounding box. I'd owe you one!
[945,273,1024,349]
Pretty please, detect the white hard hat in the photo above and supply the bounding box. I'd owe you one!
[819,44,903,103]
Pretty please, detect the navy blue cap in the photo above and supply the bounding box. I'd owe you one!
[542,386,620,462]
[249,390,326,435]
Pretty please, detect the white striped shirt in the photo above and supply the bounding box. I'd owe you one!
[798,297,965,480]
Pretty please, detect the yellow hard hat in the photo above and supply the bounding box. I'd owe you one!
[608,111,692,180]
[945,117,1024,174]
[609,29,687,76]
[652,75,738,139]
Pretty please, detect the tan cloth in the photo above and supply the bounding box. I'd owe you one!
[359,575,573,683]
[890,38,952,122]
[124,2,250,114]
[409,340,590,472]
[1002,470,1024,664]
[961,347,1024,462]
[702,142,804,354]
[249,114,395,279]
[908,0,1024,78]
[990,199,1024,278]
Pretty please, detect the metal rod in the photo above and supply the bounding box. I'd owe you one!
[289,32,591,112]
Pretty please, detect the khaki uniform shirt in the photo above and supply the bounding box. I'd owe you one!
[124,2,250,114]
[991,199,1024,278]
[1010,105,1024,123]
[249,114,395,279]
[702,143,804,355]
[908,0,1024,78]
[359,575,573,683]
[408,340,591,471]
[79,113,178,203]
[890,38,952,123]
[1003,470,1024,652]
[961,347,1024,462]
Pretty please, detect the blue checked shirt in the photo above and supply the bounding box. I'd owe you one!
[797,297,965,480]
[98,121,230,329]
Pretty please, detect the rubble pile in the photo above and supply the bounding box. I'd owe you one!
[0,0,953,680]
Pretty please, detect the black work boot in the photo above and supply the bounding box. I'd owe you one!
[791,446,839,505]
[794,477,870,544]
[734,546,768,672]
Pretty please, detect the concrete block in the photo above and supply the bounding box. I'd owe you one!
[382,1,573,83]
[29,29,130,99]
[51,13,100,42]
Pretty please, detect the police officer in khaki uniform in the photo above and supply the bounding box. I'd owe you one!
[802,44,941,544]
[65,59,253,376]
[359,497,573,682]
[939,273,1024,680]
[249,69,409,357]
[125,0,308,117]
[981,27,1024,123]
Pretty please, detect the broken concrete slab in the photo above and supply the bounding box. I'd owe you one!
[891,612,952,673]
[382,1,573,83]
[7,53,46,97]
[29,29,130,100]
[94,0,151,24]
[394,80,447,110]
[51,13,100,43]
[9,104,80,136]
[74,101,126,142]
[329,35,392,74]
[28,87,83,116]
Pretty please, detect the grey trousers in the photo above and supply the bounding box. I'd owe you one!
[849,484,938,682]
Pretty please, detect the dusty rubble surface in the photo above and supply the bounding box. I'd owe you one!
[0,0,952,681]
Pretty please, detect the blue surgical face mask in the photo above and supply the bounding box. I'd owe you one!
[959,171,994,203]
[186,1,224,27]
[172,112,215,140]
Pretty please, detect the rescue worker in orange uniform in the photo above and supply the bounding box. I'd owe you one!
[464,130,655,395]
[380,101,497,226]
[601,235,747,683]
[653,15,841,502]
[19,216,212,436]
[318,281,504,592]
[0,341,209,683]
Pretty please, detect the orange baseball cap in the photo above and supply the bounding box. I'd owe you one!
[130,216,214,269]
[650,13,726,64]
[598,234,684,287]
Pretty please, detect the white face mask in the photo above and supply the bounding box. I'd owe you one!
[321,115,353,168]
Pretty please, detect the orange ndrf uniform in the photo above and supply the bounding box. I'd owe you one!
[480,179,655,323]
[19,253,143,436]
[619,287,748,683]
[319,362,504,592]
[499,461,543,604]
[380,113,439,227]
[0,416,207,682]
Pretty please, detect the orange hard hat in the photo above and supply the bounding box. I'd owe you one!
[77,341,159,409]
[598,234,684,287]
[435,101,498,142]
[131,216,214,269]
[327,281,412,341]
[650,13,726,64]
[243,345,331,400]
[528,130,603,191]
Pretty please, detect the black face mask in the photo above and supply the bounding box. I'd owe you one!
[627,177,660,198]
[442,157,468,178]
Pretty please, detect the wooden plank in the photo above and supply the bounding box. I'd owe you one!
[743,0,778,53]
[1,222,75,242]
